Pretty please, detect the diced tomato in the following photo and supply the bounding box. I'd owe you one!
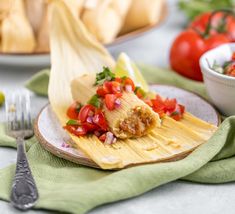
[115,93,122,98]
[82,122,98,132]
[178,104,185,114]
[64,125,87,136]
[171,113,182,121]
[96,86,108,97]
[66,102,81,119]
[151,95,165,111]
[123,77,135,91]
[232,52,235,61]
[99,133,106,142]
[93,112,108,131]
[115,77,123,83]
[111,81,121,94]
[78,104,95,123]
[164,98,177,112]
[105,94,117,110]
[103,81,113,94]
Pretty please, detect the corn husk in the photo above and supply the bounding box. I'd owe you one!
[48,0,115,126]
[48,0,217,169]
[0,0,36,53]
[121,0,165,34]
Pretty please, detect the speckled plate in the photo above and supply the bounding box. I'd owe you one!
[34,85,220,169]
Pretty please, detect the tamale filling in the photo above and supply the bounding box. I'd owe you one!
[118,106,155,137]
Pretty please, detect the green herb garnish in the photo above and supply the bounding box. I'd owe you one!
[94,67,115,86]
[178,0,234,21]
[75,102,83,112]
[66,119,80,125]
[88,94,102,108]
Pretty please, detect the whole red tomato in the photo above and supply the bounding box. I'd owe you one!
[170,29,229,81]
[189,12,235,42]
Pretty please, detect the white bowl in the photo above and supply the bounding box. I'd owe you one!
[200,43,235,116]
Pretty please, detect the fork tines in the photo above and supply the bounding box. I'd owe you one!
[5,92,33,138]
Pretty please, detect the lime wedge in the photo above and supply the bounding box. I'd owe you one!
[115,53,149,92]
[0,91,5,106]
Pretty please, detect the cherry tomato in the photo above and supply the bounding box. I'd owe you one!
[170,29,229,81]
[105,94,117,110]
[78,104,95,123]
[64,125,87,136]
[66,102,82,119]
[123,77,135,91]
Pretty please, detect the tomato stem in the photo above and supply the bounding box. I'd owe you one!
[202,9,235,38]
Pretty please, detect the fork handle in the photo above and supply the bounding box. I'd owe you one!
[10,137,39,210]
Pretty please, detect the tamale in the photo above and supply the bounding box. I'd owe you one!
[121,0,165,34]
[24,0,45,35]
[71,74,161,139]
[25,0,84,52]
[81,0,131,44]
[1,0,36,53]
[36,5,50,52]
[48,0,218,169]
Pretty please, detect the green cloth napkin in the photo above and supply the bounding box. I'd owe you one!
[0,66,235,214]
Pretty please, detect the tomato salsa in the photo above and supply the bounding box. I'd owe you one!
[64,67,186,143]
[212,52,235,78]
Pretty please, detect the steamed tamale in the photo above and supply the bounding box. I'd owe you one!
[81,0,132,43]
[71,74,161,139]
[121,0,165,34]
[47,0,218,169]
[0,0,36,53]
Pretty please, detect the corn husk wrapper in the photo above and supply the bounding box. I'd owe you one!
[81,0,131,44]
[0,0,36,53]
[48,0,217,169]
[121,0,165,34]
[71,74,161,139]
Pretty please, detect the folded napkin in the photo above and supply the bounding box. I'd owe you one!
[0,66,235,214]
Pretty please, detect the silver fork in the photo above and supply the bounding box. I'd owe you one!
[5,92,39,210]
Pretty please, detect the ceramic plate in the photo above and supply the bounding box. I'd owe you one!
[34,85,220,169]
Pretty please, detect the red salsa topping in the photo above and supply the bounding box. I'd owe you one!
[64,67,186,142]
[212,52,235,77]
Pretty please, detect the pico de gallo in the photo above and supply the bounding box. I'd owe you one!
[64,67,186,143]
[212,52,235,78]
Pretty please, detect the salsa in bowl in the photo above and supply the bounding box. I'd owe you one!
[200,43,235,116]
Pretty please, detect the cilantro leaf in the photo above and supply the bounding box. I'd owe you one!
[94,67,115,86]
[66,119,80,125]
[88,94,102,108]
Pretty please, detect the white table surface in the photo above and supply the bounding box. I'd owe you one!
[0,1,234,214]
